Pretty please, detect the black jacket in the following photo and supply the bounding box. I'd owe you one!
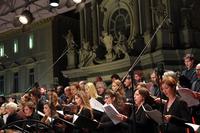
[163,97,192,133]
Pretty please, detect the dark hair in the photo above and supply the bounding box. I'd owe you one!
[134,70,143,77]
[111,74,120,80]
[43,101,56,114]
[137,88,150,101]
[96,76,103,82]
[105,89,116,98]
[183,54,194,61]
[136,88,154,105]
[105,89,125,112]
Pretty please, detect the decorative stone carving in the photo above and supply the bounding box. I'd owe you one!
[100,31,116,62]
[63,29,78,69]
[63,29,76,50]
[183,0,200,30]
[181,7,192,29]
[152,0,167,28]
[113,31,128,58]
[79,39,96,67]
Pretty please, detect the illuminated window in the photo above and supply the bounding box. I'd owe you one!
[14,39,18,53]
[0,45,4,57]
[29,34,34,49]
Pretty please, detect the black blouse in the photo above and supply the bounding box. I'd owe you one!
[163,97,192,133]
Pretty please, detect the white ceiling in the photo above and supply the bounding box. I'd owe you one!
[0,0,86,34]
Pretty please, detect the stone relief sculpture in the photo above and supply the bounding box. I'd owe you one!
[79,39,96,67]
[152,0,167,27]
[113,31,128,58]
[181,0,194,29]
[63,29,77,69]
[100,31,115,62]
[63,30,75,50]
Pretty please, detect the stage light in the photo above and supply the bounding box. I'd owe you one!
[73,0,82,4]
[49,0,60,7]
[19,10,34,25]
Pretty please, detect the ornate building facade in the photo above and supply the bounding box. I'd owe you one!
[62,0,200,82]
[0,0,200,94]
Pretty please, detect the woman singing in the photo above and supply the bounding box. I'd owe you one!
[98,90,129,133]
[64,90,93,133]
[161,76,193,133]
[117,87,158,133]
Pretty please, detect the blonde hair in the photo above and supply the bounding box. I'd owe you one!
[163,71,177,81]
[75,90,93,118]
[112,79,125,97]
[85,82,100,99]
[6,102,18,111]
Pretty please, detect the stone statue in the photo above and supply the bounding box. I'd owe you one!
[63,30,77,69]
[181,0,193,29]
[100,31,115,62]
[63,30,75,50]
[113,31,128,58]
[79,39,96,67]
[152,0,167,27]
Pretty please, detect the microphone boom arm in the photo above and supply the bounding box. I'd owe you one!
[122,15,169,82]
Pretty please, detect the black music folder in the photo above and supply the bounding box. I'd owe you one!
[142,105,163,125]
[73,115,99,129]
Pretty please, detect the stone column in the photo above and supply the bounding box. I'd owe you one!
[80,11,85,42]
[143,0,153,52]
[67,49,77,69]
[91,0,98,48]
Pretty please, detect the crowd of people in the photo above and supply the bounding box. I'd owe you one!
[0,53,200,133]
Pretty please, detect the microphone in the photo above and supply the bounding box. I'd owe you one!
[167,18,173,25]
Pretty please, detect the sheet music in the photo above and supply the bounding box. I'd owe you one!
[56,110,64,115]
[73,114,79,123]
[37,111,54,122]
[185,123,200,132]
[142,105,163,125]
[37,110,45,117]
[103,104,121,125]
[90,98,104,112]
[177,88,200,107]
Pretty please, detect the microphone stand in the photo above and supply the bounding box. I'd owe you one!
[27,47,73,132]
[121,14,168,82]
[121,14,169,133]
[156,63,167,133]
[159,82,167,133]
